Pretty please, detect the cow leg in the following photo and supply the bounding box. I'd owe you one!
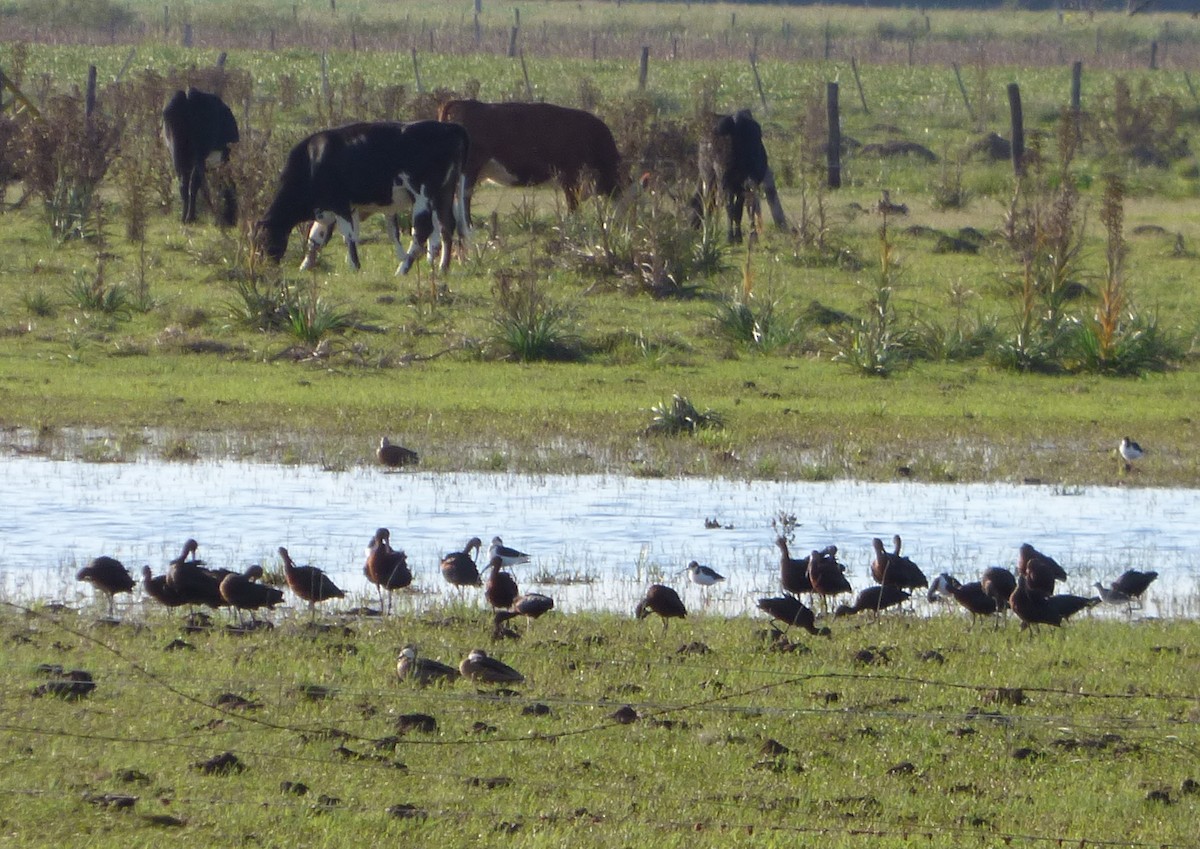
[399,190,432,276]
[300,213,337,271]
[726,191,744,243]
[183,163,204,224]
[338,214,362,270]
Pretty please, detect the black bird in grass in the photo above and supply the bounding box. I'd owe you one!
[834,584,911,618]
[484,556,520,610]
[635,584,687,633]
[141,565,187,609]
[1017,543,1068,594]
[871,536,928,590]
[396,645,460,685]
[1111,569,1158,603]
[756,595,830,636]
[459,648,524,684]
[219,565,284,623]
[980,566,1017,612]
[1009,577,1099,630]
[775,536,813,596]
[166,539,226,610]
[278,546,344,617]
[76,556,135,617]
[806,549,852,611]
[363,528,412,613]
[440,537,483,594]
[493,592,555,637]
[377,437,419,469]
[930,574,1000,626]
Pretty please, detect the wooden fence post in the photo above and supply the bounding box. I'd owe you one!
[85,65,97,120]
[1007,82,1025,178]
[851,56,869,114]
[952,62,975,122]
[519,49,532,98]
[412,48,423,94]
[638,45,649,91]
[507,25,518,58]
[163,5,169,36]
[1149,40,1157,70]
[824,20,831,60]
[750,51,767,112]
[827,81,841,190]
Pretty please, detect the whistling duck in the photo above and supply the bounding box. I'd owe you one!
[459,648,524,684]
[775,536,813,596]
[807,549,852,611]
[1017,543,1067,594]
[166,539,225,609]
[484,556,520,610]
[756,596,831,636]
[141,565,187,609]
[1112,568,1158,601]
[487,537,530,567]
[980,567,1017,611]
[493,592,555,637]
[834,584,911,618]
[440,537,483,592]
[219,565,284,622]
[363,528,412,613]
[1118,437,1144,473]
[396,645,460,685]
[76,556,135,616]
[278,546,344,616]
[871,536,928,590]
[635,584,687,632]
[377,437,419,468]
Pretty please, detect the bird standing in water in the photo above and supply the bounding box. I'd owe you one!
[278,546,344,618]
[76,556,135,617]
[363,528,412,613]
[441,537,483,595]
[487,537,530,567]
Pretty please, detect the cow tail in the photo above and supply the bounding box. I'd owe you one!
[454,171,472,248]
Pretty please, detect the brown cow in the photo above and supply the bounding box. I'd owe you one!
[437,99,625,218]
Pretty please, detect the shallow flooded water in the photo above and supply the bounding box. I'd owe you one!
[1,454,1195,618]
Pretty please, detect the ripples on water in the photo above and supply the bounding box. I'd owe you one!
[0,455,1196,618]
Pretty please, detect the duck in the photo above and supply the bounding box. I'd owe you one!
[363,528,412,613]
[635,584,687,632]
[775,536,813,596]
[278,546,344,616]
[219,565,285,623]
[871,536,928,590]
[485,556,520,610]
[487,536,530,567]
[493,592,555,636]
[833,584,911,618]
[755,596,831,636]
[141,565,187,609]
[440,537,483,592]
[459,648,524,684]
[396,645,460,685]
[76,556,135,617]
[1016,543,1067,594]
[377,437,419,468]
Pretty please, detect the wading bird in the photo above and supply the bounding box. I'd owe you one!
[493,592,555,637]
[775,536,813,596]
[1111,568,1158,604]
[485,556,520,610]
[871,536,928,590]
[278,546,344,617]
[807,549,852,612]
[487,536,530,567]
[1017,543,1067,594]
[980,566,1017,612]
[76,556,135,617]
[441,537,483,594]
[683,561,725,587]
[930,574,1000,627]
[834,584,911,618]
[166,539,226,610]
[141,565,186,610]
[635,584,687,633]
[363,528,412,613]
[756,595,831,636]
[219,565,284,624]
[1118,437,1144,474]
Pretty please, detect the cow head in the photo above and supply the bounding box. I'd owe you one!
[252,219,289,264]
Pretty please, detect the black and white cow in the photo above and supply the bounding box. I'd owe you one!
[162,87,240,225]
[257,120,469,274]
[692,109,787,243]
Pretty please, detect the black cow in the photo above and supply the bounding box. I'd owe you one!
[161,88,240,225]
[692,109,787,243]
[257,120,470,275]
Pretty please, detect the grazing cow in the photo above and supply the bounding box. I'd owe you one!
[161,87,240,225]
[436,99,625,218]
[692,109,787,242]
[256,120,470,274]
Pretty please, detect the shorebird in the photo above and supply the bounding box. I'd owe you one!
[377,437,419,469]
[484,556,520,610]
[980,566,1017,612]
[440,537,483,594]
[76,556,134,617]
[487,536,530,567]
[806,549,852,612]
[635,584,687,633]
[755,596,830,636]
[459,648,524,684]
[219,565,285,624]
[1010,578,1098,631]
[396,645,460,685]
[871,536,928,590]
[165,539,225,610]
[683,561,725,586]
[1016,543,1067,594]
[278,546,344,617]
[363,528,412,613]
[834,584,911,618]
[141,565,187,609]
[930,574,1000,627]
[1118,437,1144,473]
